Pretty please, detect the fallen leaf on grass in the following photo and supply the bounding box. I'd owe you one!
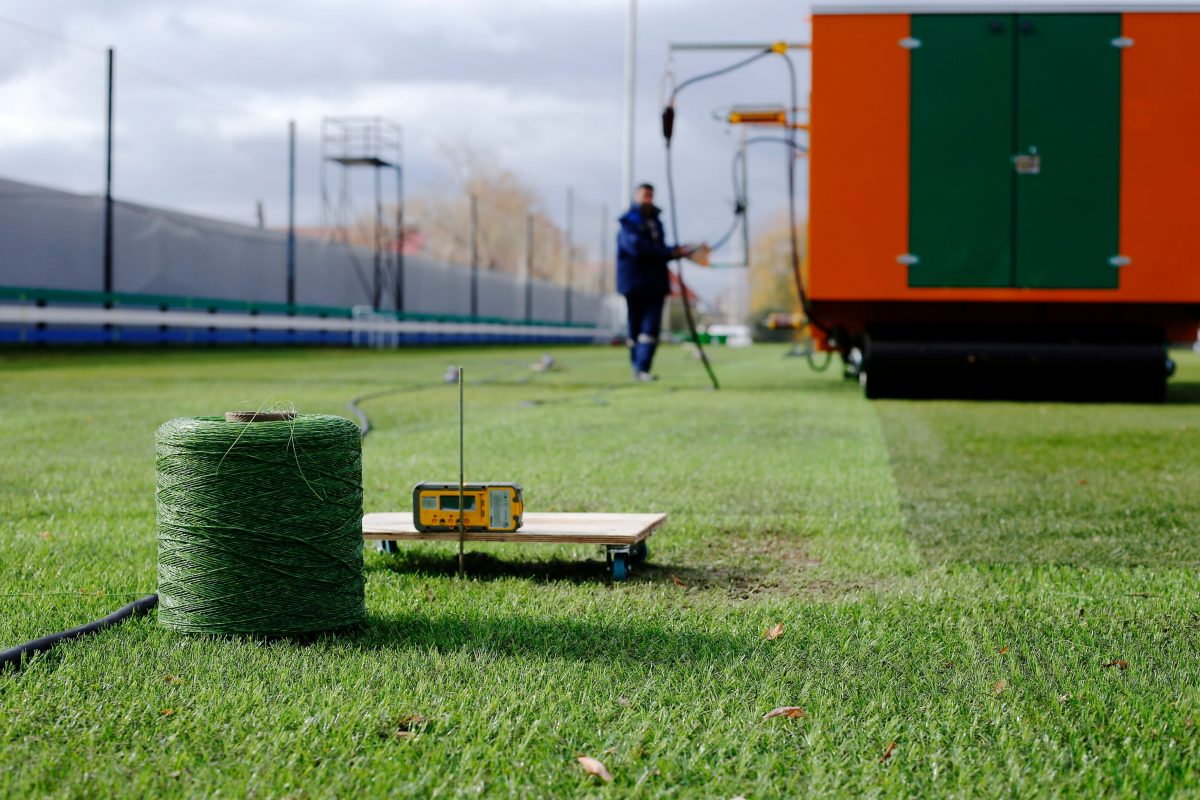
[37,531,52,541]
[576,755,613,782]
[1103,659,1129,670]
[765,623,785,640]
[762,706,805,720]
[160,708,174,717]
[671,575,686,587]
[378,714,428,739]
[163,674,181,684]
[1058,693,1072,703]
[993,679,1008,696]
[997,646,1009,655]
[880,741,897,763]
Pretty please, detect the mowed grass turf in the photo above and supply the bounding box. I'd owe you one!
[1,344,1199,797]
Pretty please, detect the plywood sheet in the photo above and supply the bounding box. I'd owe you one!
[362,512,667,545]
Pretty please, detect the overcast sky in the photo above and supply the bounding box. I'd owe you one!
[0,0,810,274]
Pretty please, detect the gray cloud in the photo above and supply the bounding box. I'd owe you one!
[0,0,809,278]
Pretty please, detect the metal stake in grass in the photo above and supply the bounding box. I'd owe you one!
[458,365,465,578]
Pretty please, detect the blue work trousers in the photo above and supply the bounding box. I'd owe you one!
[624,292,665,374]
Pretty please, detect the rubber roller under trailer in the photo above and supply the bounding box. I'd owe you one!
[806,1,1200,401]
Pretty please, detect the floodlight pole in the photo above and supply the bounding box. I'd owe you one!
[621,0,637,203]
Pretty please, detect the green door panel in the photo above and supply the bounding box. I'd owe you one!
[1014,14,1122,288]
[909,14,1015,288]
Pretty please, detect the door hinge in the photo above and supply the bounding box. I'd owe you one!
[899,37,921,49]
[897,254,919,266]
[1109,255,1131,268]
[1112,36,1134,48]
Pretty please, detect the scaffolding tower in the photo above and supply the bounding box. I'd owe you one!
[320,117,404,311]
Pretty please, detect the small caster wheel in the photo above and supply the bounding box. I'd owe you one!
[611,553,628,581]
[379,540,399,555]
[631,541,648,563]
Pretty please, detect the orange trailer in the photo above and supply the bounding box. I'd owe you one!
[809,1,1200,399]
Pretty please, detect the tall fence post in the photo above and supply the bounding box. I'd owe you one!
[469,193,479,318]
[286,120,296,308]
[599,203,609,296]
[103,47,115,300]
[372,165,383,310]
[564,187,573,324]
[394,165,404,313]
[524,212,534,323]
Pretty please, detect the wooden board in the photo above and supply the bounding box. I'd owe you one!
[362,512,667,545]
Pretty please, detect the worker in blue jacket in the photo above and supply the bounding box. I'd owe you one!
[616,183,691,381]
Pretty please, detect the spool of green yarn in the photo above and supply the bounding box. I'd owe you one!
[155,411,365,635]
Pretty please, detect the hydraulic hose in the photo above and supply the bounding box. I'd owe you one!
[662,53,778,391]
[663,45,834,376]
[664,135,721,390]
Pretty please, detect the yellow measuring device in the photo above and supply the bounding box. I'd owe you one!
[412,482,524,532]
[411,366,525,536]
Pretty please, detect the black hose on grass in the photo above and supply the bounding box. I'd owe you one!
[0,594,158,672]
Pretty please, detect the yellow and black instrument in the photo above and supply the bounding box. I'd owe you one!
[412,481,524,533]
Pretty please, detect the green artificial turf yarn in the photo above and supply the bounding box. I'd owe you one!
[155,412,365,635]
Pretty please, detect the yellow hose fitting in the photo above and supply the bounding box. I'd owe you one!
[771,41,789,54]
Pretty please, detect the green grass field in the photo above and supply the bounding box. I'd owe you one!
[2,344,1199,797]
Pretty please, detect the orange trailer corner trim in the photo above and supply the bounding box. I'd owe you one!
[1119,13,1200,301]
[809,14,910,301]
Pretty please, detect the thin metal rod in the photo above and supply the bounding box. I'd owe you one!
[457,366,465,578]
[669,41,809,51]
[103,47,114,299]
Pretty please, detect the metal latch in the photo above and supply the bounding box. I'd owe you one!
[1109,255,1131,268]
[1013,147,1040,175]
[899,37,921,49]
[896,254,919,266]
[1112,36,1134,48]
